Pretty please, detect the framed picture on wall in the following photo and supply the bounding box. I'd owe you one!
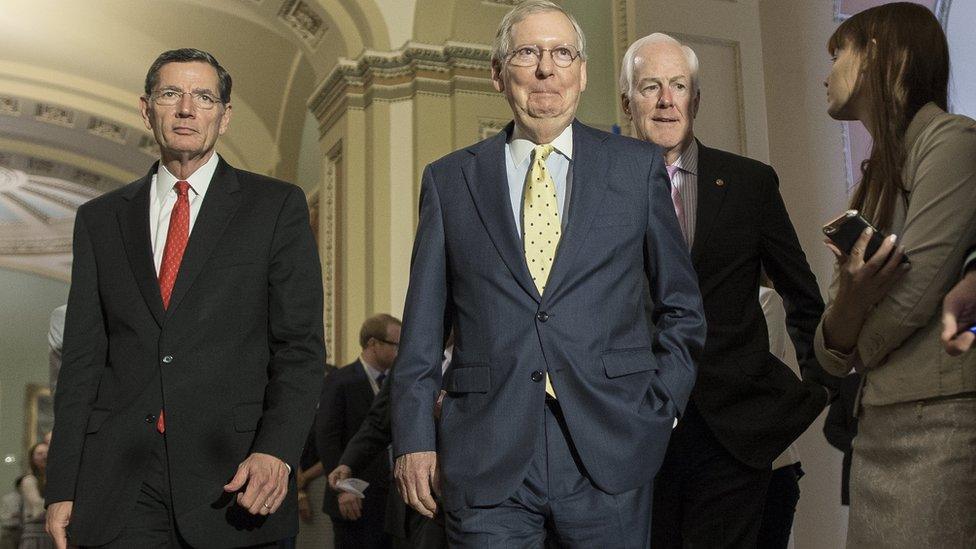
[24,384,53,455]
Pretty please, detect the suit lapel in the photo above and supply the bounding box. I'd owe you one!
[542,121,609,303]
[119,166,165,327]
[462,125,541,302]
[691,141,729,267]
[350,360,376,405]
[164,159,242,319]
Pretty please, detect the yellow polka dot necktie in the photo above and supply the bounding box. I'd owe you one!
[522,143,559,398]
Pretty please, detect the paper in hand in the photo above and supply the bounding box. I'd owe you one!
[335,478,370,498]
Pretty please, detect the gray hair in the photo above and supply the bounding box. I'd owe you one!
[619,33,699,96]
[491,0,587,66]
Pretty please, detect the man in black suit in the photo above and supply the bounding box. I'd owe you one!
[619,34,833,547]
[315,314,401,549]
[328,346,452,549]
[45,49,325,548]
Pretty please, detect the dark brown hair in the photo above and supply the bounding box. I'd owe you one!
[144,48,232,103]
[828,2,949,231]
[359,314,402,349]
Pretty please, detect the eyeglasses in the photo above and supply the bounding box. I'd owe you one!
[150,89,223,110]
[375,338,400,348]
[507,44,582,68]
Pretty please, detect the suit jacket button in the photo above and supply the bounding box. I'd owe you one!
[536,312,549,322]
[531,371,544,382]
[145,414,156,423]
[162,355,174,364]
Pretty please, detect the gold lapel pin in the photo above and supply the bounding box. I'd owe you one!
[715,178,725,187]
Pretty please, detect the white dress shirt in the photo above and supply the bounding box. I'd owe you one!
[760,287,802,469]
[149,152,220,274]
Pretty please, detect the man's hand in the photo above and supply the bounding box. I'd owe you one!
[337,492,363,521]
[942,270,976,356]
[394,451,440,518]
[223,452,290,515]
[328,464,352,490]
[46,501,72,549]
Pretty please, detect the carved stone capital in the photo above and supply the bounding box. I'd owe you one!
[309,41,495,134]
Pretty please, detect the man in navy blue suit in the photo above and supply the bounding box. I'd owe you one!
[391,1,706,546]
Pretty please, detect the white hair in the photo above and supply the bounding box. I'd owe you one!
[619,33,700,96]
[491,0,587,66]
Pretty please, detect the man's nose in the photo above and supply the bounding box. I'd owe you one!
[657,87,673,108]
[177,93,195,116]
[536,51,555,77]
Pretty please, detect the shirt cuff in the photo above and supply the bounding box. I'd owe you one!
[814,321,855,377]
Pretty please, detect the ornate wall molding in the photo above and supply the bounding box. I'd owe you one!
[309,41,495,135]
[670,32,747,155]
[322,142,342,360]
[479,118,509,140]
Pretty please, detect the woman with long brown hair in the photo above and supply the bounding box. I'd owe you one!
[816,3,976,547]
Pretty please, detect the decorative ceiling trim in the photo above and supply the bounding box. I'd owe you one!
[87,118,128,144]
[0,150,125,192]
[1,190,53,224]
[0,96,20,116]
[279,0,328,48]
[309,42,495,135]
[35,103,75,128]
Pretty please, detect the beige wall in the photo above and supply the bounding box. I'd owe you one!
[0,269,68,494]
[760,1,854,545]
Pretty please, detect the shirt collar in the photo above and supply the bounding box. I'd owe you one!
[670,138,699,176]
[155,152,220,203]
[509,124,574,167]
[359,356,385,380]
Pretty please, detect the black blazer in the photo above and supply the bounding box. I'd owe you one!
[688,141,832,469]
[337,376,416,539]
[45,159,325,548]
[314,360,390,519]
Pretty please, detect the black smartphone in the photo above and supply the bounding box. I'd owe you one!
[822,210,909,263]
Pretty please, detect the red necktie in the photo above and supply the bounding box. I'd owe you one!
[667,165,688,243]
[156,180,190,433]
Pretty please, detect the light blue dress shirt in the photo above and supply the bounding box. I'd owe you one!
[504,125,573,238]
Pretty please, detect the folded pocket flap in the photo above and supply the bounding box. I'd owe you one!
[85,409,111,433]
[444,365,490,393]
[602,348,658,378]
[233,402,264,432]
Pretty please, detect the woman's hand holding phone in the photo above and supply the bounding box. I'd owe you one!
[824,226,911,316]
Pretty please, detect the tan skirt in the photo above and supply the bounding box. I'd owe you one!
[847,395,976,548]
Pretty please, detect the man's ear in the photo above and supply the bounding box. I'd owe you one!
[620,93,632,118]
[140,96,153,131]
[491,61,505,93]
[218,103,232,135]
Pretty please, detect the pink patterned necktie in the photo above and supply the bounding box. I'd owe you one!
[155,180,191,434]
[666,165,688,242]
